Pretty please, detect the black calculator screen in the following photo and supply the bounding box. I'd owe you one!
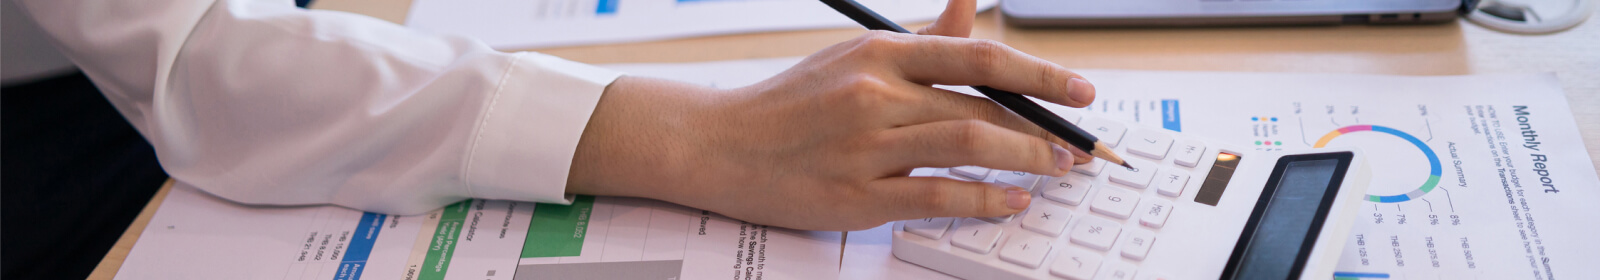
[1221,152,1354,280]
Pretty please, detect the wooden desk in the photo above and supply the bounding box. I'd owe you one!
[89,2,1599,278]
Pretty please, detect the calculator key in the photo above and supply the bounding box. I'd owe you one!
[1079,118,1127,147]
[1108,160,1156,189]
[1154,169,1191,197]
[1125,129,1173,160]
[1041,174,1094,206]
[1021,203,1073,236]
[950,166,990,180]
[951,218,1005,254]
[1069,216,1122,251]
[1045,105,1084,125]
[999,235,1054,269]
[903,217,954,239]
[1171,141,1206,167]
[1073,158,1107,176]
[1050,247,1104,280]
[1090,186,1140,219]
[1135,272,1174,280]
[993,170,1040,191]
[1119,229,1157,261]
[936,170,972,181]
[1094,261,1139,280]
[1136,200,1174,229]
[982,211,1019,223]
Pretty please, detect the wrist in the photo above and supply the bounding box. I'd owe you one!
[566,76,724,202]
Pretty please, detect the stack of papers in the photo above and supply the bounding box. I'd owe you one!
[116,58,1599,280]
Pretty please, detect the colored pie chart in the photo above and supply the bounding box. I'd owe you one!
[1315,125,1441,203]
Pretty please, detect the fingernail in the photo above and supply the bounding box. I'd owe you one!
[1006,187,1031,210]
[1067,77,1095,104]
[1052,143,1074,174]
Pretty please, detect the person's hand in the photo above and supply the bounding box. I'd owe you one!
[567,0,1096,231]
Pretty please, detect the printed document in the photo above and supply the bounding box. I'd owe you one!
[116,57,1598,280]
[604,57,1601,280]
[404,0,997,49]
[115,184,841,279]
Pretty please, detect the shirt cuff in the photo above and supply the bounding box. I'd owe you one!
[463,52,622,205]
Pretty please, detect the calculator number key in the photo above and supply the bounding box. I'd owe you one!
[1108,160,1156,189]
[1079,118,1128,147]
[1045,105,1084,124]
[903,217,953,239]
[992,170,1040,191]
[1041,174,1095,206]
[1073,158,1108,176]
[1125,129,1173,160]
[950,166,991,180]
[1090,186,1140,219]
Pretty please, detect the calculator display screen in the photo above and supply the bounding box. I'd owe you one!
[1221,152,1354,280]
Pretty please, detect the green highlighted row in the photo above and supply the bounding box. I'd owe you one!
[418,200,473,280]
[523,195,596,258]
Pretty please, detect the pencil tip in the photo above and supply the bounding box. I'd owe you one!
[1119,162,1133,169]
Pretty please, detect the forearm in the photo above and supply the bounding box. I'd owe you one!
[17,0,621,214]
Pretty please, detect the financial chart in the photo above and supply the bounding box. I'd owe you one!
[1085,90,1593,279]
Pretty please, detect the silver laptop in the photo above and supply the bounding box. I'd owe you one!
[1001,0,1467,26]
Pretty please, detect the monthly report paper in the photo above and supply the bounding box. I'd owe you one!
[403,0,997,49]
[603,58,1600,280]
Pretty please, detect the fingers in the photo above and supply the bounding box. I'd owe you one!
[890,35,1095,108]
[896,84,1094,164]
[915,0,976,37]
[872,176,1031,219]
[1071,146,1092,164]
[875,119,1073,176]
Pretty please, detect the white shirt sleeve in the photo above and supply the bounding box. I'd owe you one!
[13,0,622,214]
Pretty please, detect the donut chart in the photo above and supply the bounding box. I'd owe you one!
[1315,125,1441,203]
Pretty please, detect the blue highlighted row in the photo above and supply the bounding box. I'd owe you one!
[596,0,618,15]
[1333,271,1390,279]
[333,212,387,280]
[1161,99,1181,132]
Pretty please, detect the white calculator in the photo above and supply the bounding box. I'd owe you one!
[892,112,1372,280]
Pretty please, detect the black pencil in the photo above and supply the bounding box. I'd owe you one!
[819,0,1132,169]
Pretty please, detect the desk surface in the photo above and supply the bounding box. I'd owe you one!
[89,1,1599,278]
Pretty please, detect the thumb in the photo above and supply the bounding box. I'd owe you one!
[874,176,1029,220]
[916,0,977,37]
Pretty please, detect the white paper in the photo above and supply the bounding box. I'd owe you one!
[116,58,1599,280]
[1076,71,1601,280]
[404,0,997,49]
[115,184,841,280]
[601,58,1600,280]
[838,224,960,280]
